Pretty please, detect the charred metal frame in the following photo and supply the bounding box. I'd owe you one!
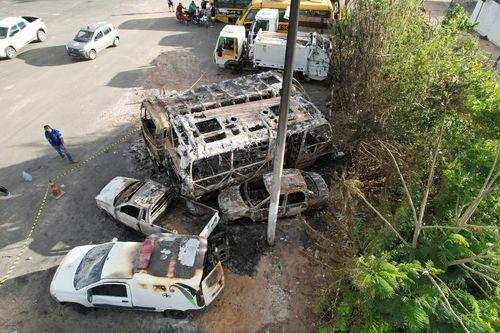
[140,71,336,199]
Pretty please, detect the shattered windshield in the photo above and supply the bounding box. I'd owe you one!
[74,30,93,43]
[113,181,144,206]
[0,27,7,39]
[73,243,114,290]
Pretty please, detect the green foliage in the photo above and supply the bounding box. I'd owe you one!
[317,0,500,331]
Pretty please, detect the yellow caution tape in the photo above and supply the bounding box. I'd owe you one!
[0,127,140,287]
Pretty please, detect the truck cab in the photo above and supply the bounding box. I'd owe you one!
[214,24,246,69]
[247,8,279,45]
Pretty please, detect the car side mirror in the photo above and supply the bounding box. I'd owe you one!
[87,291,93,303]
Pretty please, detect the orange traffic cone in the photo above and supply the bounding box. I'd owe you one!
[49,180,65,199]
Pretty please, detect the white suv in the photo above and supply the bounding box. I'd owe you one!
[66,22,119,60]
[0,16,47,59]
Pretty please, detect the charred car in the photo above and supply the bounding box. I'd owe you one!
[141,71,338,199]
[50,233,225,314]
[95,177,224,239]
[218,169,329,222]
[95,177,176,235]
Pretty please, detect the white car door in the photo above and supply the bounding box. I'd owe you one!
[87,283,133,308]
[16,21,33,46]
[102,25,113,47]
[93,30,106,51]
[8,24,23,49]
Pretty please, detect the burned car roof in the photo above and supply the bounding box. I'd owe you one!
[262,169,307,195]
[130,181,169,208]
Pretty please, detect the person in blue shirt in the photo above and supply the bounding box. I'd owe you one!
[44,125,75,163]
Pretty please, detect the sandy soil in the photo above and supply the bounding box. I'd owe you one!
[194,219,327,333]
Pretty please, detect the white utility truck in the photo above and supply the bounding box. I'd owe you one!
[214,24,331,81]
[50,233,225,315]
[0,16,47,59]
[247,8,279,45]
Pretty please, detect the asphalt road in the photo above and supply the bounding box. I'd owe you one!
[0,0,225,331]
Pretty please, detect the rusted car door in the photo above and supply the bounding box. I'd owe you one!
[283,191,307,217]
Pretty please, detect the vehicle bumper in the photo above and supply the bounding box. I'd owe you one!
[67,48,88,59]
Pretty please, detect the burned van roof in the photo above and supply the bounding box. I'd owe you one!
[145,71,283,118]
[170,95,329,165]
[140,234,207,280]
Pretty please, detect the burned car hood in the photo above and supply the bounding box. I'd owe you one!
[95,177,138,207]
[218,185,248,216]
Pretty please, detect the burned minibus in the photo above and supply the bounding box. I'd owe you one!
[141,71,336,199]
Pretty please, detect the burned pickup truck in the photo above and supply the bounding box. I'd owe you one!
[141,71,337,199]
[95,177,221,239]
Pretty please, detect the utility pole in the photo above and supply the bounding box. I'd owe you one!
[267,0,300,246]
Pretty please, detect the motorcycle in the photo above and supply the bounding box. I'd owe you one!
[176,10,190,25]
[193,11,209,28]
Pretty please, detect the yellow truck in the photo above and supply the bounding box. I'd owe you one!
[235,0,338,33]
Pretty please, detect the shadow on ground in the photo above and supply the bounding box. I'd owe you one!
[16,45,77,67]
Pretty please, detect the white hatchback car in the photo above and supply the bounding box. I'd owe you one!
[66,22,119,60]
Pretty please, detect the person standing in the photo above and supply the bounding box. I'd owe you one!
[201,0,208,10]
[168,0,174,12]
[44,125,76,163]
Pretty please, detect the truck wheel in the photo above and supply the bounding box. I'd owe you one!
[113,37,120,47]
[163,310,187,319]
[88,49,97,60]
[5,46,16,59]
[37,29,47,42]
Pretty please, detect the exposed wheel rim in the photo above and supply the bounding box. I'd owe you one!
[88,50,96,60]
[6,47,16,58]
[37,30,46,41]
[114,37,120,46]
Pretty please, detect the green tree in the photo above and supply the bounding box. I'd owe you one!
[310,0,500,331]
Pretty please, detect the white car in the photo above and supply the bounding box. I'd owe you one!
[66,22,119,60]
[0,16,47,59]
[50,234,225,314]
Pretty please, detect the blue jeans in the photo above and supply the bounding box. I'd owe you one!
[51,144,73,162]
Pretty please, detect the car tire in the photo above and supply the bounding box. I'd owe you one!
[88,49,97,60]
[37,29,47,42]
[113,37,120,47]
[5,46,16,59]
[163,310,187,319]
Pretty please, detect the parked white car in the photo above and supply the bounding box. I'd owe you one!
[66,21,119,60]
[0,16,47,59]
[50,234,225,314]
